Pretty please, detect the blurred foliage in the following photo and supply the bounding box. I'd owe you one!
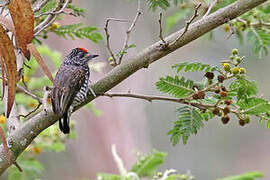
[97,149,195,180]
[162,1,270,57]
[97,147,263,180]
[52,23,103,43]
[156,49,270,145]
[218,171,264,180]
[146,0,183,11]
[131,150,166,177]
[8,157,44,180]
[34,0,103,44]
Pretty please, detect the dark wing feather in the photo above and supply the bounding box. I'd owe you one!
[51,64,86,116]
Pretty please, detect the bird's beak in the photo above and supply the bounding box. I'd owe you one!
[90,54,99,58]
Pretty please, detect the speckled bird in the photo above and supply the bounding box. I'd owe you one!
[51,48,98,134]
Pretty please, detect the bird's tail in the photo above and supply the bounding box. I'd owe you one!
[59,112,70,134]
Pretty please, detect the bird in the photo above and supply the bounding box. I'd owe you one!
[51,48,98,134]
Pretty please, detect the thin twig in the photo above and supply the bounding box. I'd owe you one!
[19,102,42,119]
[176,3,202,41]
[158,12,168,49]
[118,0,142,65]
[226,22,235,39]
[35,3,71,18]
[34,0,69,36]
[104,18,129,66]
[32,0,50,12]
[17,85,42,104]
[203,0,218,18]
[0,0,9,8]
[103,92,213,110]
[13,161,23,172]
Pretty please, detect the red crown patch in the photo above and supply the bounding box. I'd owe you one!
[79,47,88,53]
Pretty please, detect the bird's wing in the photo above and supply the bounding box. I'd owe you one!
[52,65,86,115]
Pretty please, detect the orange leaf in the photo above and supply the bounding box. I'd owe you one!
[0,55,6,100]
[0,25,17,118]
[27,43,55,85]
[0,126,10,164]
[8,0,34,60]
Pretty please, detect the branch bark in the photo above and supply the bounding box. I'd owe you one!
[0,0,267,174]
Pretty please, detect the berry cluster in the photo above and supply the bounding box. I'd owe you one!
[190,48,250,126]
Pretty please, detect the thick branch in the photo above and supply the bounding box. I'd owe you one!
[0,0,267,174]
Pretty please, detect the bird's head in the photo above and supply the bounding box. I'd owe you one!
[65,47,99,65]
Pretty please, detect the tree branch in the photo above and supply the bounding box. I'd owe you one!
[103,92,212,110]
[203,0,218,18]
[104,18,130,66]
[176,3,201,41]
[158,12,168,48]
[0,0,267,174]
[118,0,142,65]
[34,0,69,36]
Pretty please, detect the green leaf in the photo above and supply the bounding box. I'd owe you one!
[201,111,214,121]
[97,173,124,180]
[172,62,217,73]
[168,106,204,145]
[247,29,270,57]
[218,171,263,180]
[35,0,57,15]
[116,44,136,57]
[229,79,258,101]
[237,97,270,115]
[147,0,170,11]
[156,76,194,98]
[67,4,86,17]
[165,174,182,180]
[266,120,270,128]
[53,23,103,43]
[131,150,167,178]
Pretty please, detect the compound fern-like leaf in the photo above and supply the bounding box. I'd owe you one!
[156,76,194,98]
[172,62,218,73]
[237,97,270,115]
[168,106,204,145]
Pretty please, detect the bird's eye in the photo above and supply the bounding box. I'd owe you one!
[78,52,85,58]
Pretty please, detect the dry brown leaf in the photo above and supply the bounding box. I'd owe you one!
[0,55,6,100]
[0,25,17,118]
[8,0,34,60]
[27,43,55,85]
[0,126,10,164]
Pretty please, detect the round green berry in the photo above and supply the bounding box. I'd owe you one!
[223,63,231,72]
[232,48,238,55]
[239,67,246,74]
[231,67,240,75]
